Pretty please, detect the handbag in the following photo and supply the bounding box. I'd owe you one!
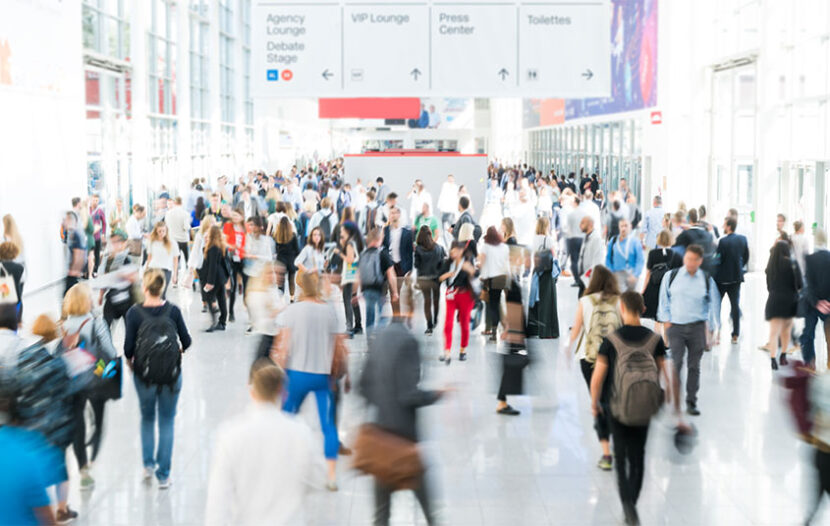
[87,356,123,401]
[352,424,424,490]
[0,263,18,305]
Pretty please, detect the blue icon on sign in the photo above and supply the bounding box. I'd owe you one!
[267,70,279,81]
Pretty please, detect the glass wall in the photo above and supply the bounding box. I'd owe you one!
[190,0,210,179]
[527,119,643,200]
[219,0,236,174]
[147,0,178,199]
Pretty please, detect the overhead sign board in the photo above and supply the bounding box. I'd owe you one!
[253,0,611,98]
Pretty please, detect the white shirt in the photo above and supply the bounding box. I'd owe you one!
[479,242,510,279]
[146,240,178,271]
[409,190,433,220]
[126,215,144,240]
[205,403,322,526]
[531,234,556,254]
[165,206,191,243]
[389,226,403,263]
[437,181,459,214]
[577,200,602,234]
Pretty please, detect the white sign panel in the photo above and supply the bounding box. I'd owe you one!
[252,0,611,97]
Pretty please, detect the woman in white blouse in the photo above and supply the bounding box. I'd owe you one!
[294,226,326,276]
[145,221,179,299]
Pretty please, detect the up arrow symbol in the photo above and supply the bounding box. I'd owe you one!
[411,68,422,81]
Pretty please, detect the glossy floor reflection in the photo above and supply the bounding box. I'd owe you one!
[21,273,830,525]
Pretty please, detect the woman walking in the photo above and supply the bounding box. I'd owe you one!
[439,241,476,364]
[566,265,621,471]
[478,226,509,342]
[760,240,803,370]
[145,222,179,299]
[335,222,363,336]
[414,224,445,335]
[124,270,191,488]
[527,217,560,339]
[274,216,300,301]
[295,226,326,276]
[189,216,215,312]
[203,226,230,332]
[223,207,247,322]
[642,230,681,334]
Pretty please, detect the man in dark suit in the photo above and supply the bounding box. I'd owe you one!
[799,230,830,368]
[357,291,445,525]
[383,207,414,318]
[450,196,478,241]
[714,217,750,343]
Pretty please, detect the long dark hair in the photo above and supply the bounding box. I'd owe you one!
[416,224,435,251]
[194,196,206,221]
[767,240,792,276]
[341,221,364,252]
[584,265,620,300]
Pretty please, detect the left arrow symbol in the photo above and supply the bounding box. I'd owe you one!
[322,69,333,80]
[411,68,422,80]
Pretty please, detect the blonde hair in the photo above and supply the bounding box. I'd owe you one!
[656,230,673,248]
[150,221,173,251]
[31,314,59,342]
[298,271,321,300]
[535,217,551,236]
[2,215,23,253]
[275,217,294,244]
[62,283,93,317]
[458,223,475,242]
[249,358,285,401]
[501,217,516,240]
[199,215,216,237]
[143,269,166,298]
[204,225,227,256]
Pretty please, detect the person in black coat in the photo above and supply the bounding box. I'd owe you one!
[0,242,25,324]
[202,225,230,332]
[674,208,716,272]
[382,207,414,318]
[714,217,750,343]
[799,230,830,368]
[761,240,803,370]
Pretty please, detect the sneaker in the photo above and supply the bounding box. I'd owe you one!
[352,326,363,335]
[686,402,701,416]
[143,467,154,482]
[597,455,613,471]
[158,478,172,489]
[56,507,79,524]
[80,467,95,491]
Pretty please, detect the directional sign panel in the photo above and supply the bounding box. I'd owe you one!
[252,0,611,97]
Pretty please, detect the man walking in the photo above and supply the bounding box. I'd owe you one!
[165,197,191,285]
[605,218,645,291]
[658,244,720,416]
[382,207,413,318]
[800,230,830,369]
[577,216,605,298]
[359,229,398,330]
[714,216,749,344]
[641,195,665,250]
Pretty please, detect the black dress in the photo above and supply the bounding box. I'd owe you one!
[642,248,682,320]
[764,259,802,320]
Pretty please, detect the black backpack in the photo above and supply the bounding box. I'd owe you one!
[15,342,74,449]
[133,304,181,386]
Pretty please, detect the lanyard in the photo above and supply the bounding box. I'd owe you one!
[617,236,631,261]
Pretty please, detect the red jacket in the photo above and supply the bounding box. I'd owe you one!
[223,222,246,260]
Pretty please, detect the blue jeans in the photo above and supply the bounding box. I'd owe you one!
[134,374,182,481]
[363,287,385,330]
[800,307,829,366]
[283,370,338,459]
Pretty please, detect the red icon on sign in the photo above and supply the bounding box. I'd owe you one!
[281,69,293,81]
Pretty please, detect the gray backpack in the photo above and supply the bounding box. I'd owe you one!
[359,247,384,288]
[608,332,663,426]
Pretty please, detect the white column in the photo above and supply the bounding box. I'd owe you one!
[130,0,151,208]
[208,0,223,182]
[176,1,193,197]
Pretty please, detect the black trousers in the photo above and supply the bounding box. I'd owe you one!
[177,241,189,265]
[208,283,228,324]
[418,278,440,329]
[807,449,830,524]
[486,278,504,333]
[71,394,106,468]
[342,282,362,331]
[717,282,741,337]
[566,237,583,279]
[610,417,649,506]
[580,359,610,441]
[374,475,435,526]
[103,299,131,328]
[64,275,80,297]
[229,260,244,316]
[93,239,102,275]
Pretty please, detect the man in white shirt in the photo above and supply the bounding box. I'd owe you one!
[577,190,603,234]
[205,359,323,526]
[165,198,191,283]
[641,195,665,250]
[437,174,459,228]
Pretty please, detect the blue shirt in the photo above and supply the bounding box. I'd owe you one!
[642,207,664,249]
[657,266,720,327]
[0,427,52,526]
[605,236,645,277]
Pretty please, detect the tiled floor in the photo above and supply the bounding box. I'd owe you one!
[21,273,830,525]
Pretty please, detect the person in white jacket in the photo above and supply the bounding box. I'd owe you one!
[205,359,324,526]
[577,216,606,298]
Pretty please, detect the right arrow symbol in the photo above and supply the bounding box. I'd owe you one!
[582,69,594,80]
[498,68,509,80]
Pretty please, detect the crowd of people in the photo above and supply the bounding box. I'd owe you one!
[1,159,830,525]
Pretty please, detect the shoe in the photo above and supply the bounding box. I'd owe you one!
[158,478,172,489]
[338,444,352,456]
[497,405,520,415]
[201,305,208,313]
[205,324,219,333]
[56,507,79,524]
[245,326,253,334]
[217,323,226,331]
[623,501,640,525]
[779,353,789,366]
[80,467,95,491]
[489,334,497,343]
[228,313,235,323]
[686,403,701,416]
[192,282,197,291]
[731,335,739,344]
[143,467,154,482]
[459,352,467,361]
[326,480,338,492]
[444,354,452,366]
[771,357,779,371]
[758,345,772,353]
[352,326,363,335]
[597,455,613,471]
[425,328,433,335]
[481,329,492,336]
